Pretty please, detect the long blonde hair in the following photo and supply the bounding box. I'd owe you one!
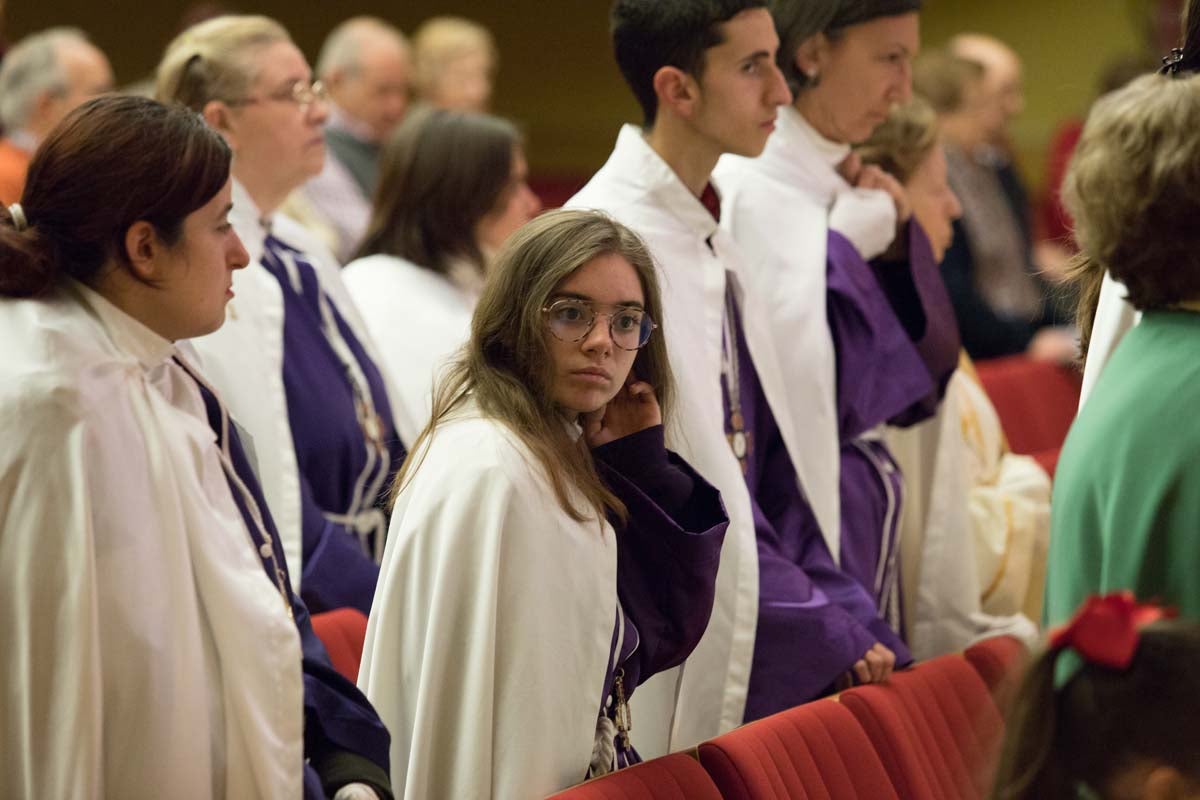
[392,209,675,525]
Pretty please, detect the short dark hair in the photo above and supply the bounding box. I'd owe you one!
[357,107,521,275]
[611,0,767,127]
[771,0,922,92]
[0,95,232,298]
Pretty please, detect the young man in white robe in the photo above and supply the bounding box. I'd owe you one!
[568,0,908,751]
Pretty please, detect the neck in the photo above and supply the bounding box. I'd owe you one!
[233,163,291,217]
[88,266,178,342]
[644,115,721,198]
[792,94,843,145]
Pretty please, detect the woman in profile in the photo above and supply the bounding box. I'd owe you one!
[359,209,728,799]
[344,107,541,441]
[0,96,390,799]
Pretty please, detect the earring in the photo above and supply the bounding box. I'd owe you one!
[805,68,821,86]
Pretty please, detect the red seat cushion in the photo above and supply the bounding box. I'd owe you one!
[697,698,899,799]
[840,656,1004,800]
[310,608,369,682]
[545,752,722,800]
[964,635,1029,714]
[975,355,1081,456]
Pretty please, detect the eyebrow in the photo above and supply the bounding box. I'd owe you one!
[552,291,645,310]
[742,50,774,64]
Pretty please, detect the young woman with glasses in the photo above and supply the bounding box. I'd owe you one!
[155,15,407,616]
[358,209,728,799]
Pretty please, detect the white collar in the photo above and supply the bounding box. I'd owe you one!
[230,179,269,265]
[783,106,851,169]
[608,124,720,241]
[73,281,177,370]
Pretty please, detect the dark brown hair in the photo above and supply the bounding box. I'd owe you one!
[393,209,675,526]
[356,107,521,275]
[992,620,1200,799]
[0,94,232,298]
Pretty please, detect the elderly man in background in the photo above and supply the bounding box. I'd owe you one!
[0,27,112,204]
[291,16,411,262]
[927,33,1076,362]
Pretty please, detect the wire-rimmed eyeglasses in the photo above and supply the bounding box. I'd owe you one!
[543,298,657,351]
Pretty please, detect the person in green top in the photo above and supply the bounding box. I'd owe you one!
[1045,68,1200,629]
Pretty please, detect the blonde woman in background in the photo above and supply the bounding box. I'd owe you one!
[156,15,408,615]
[411,16,496,112]
[856,97,1046,658]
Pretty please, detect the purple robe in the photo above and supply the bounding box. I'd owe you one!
[185,362,393,800]
[827,223,960,627]
[261,236,406,615]
[592,425,728,768]
[725,281,914,723]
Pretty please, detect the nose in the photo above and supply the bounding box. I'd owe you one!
[768,61,793,107]
[895,61,914,104]
[580,316,614,356]
[947,187,963,221]
[523,184,543,219]
[307,96,330,125]
[229,232,251,270]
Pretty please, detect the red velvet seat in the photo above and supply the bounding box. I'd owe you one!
[964,635,1029,714]
[974,355,1081,461]
[839,656,1004,800]
[545,752,722,800]
[697,698,899,799]
[310,608,369,682]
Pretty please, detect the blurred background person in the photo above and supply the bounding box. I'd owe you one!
[1079,0,1200,406]
[411,15,496,112]
[856,97,1047,659]
[289,17,412,262]
[157,15,407,616]
[1046,71,1200,628]
[0,27,112,204]
[915,45,1076,363]
[1039,54,1155,251]
[344,108,540,443]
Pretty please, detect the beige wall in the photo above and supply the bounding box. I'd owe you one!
[13,0,1170,190]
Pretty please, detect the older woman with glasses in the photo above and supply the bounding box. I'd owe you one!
[359,209,728,799]
[156,15,407,616]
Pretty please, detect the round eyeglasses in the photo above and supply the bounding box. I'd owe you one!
[543,298,657,351]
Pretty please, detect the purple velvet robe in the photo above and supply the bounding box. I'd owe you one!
[186,363,393,800]
[261,236,406,616]
[725,284,914,723]
[827,224,960,628]
[592,425,729,768]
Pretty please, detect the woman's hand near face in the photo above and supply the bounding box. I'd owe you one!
[582,378,661,448]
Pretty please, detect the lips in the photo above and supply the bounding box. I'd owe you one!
[571,367,612,384]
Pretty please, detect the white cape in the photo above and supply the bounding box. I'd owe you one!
[888,366,1044,658]
[190,179,413,584]
[359,409,615,798]
[0,284,304,799]
[568,125,762,752]
[342,254,474,445]
[714,105,900,562]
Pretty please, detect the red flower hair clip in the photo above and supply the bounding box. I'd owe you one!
[1048,592,1176,670]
